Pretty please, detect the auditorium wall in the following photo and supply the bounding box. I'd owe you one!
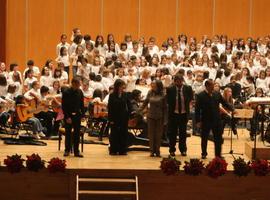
[3,0,270,69]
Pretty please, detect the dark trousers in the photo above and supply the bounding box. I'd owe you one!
[109,123,128,154]
[168,113,188,153]
[64,114,81,154]
[201,122,222,157]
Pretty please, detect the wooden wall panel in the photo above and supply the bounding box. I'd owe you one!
[6,0,26,69]
[0,0,6,63]
[103,0,139,43]
[178,0,213,40]
[66,0,101,42]
[140,0,177,45]
[28,0,65,68]
[214,0,250,38]
[251,0,270,37]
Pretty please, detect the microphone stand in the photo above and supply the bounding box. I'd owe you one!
[222,112,243,159]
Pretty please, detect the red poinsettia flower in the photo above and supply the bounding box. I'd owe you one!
[47,157,66,173]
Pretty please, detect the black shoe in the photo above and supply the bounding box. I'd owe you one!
[156,152,161,157]
[232,128,237,135]
[150,153,155,157]
[119,152,127,155]
[250,135,255,141]
[181,152,187,157]
[74,153,83,158]
[201,155,207,159]
[63,151,70,157]
[109,152,117,156]
[169,152,175,157]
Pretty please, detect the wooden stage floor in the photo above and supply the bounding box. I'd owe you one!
[0,128,264,170]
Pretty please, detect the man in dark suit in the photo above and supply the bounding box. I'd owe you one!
[62,77,84,157]
[195,79,233,159]
[167,74,193,156]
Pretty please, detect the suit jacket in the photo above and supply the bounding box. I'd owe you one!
[195,90,233,125]
[62,87,84,119]
[140,90,167,121]
[166,84,193,117]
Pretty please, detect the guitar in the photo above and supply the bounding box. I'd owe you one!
[84,97,92,107]
[93,102,108,118]
[16,104,49,122]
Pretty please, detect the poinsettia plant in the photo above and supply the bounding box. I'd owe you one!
[160,156,181,175]
[4,154,24,173]
[26,154,45,172]
[232,157,251,177]
[184,158,205,176]
[206,157,228,178]
[47,157,66,173]
[251,159,270,176]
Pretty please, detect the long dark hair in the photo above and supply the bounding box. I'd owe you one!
[152,80,164,96]
[95,35,104,47]
[113,79,125,94]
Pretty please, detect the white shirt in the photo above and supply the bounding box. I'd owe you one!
[24,77,38,89]
[77,64,91,79]
[91,65,101,75]
[24,88,41,101]
[81,87,94,98]
[56,42,70,56]
[55,55,70,66]
[126,75,137,92]
[23,66,40,78]
[40,75,53,87]
[92,82,105,91]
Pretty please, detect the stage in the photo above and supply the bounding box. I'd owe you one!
[0,128,261,170]
[1,128,270,200]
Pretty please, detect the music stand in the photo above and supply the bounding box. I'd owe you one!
[222,109,254,159]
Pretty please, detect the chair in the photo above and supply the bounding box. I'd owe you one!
[58,125,85,152]
[86,102,108,141]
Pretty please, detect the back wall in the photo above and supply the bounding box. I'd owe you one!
[4,0,270,69]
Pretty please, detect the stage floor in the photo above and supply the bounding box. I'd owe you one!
[0,128,264,170]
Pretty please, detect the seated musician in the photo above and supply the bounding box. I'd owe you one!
[81,79,93,111]
[15,95,45,139]
[24,81,41,102]
[220,87,238,135]
[34,86,60,137]
[248,88,266,141]
[129,89,147,138]
[0,100,11,127]
[88,89,108,140]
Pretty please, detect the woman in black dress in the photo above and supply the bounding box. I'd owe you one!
[108,79,131,155]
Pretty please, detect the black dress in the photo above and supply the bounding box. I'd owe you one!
[108,92,131,154]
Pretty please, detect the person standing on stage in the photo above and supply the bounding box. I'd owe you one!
[62,77,84,157]
[139,80,167,157]
[167,74,193,157]
[195,79,233,159]
[108,79,131,155]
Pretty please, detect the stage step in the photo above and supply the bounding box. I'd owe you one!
[79,190,136,195]
[79,178,136,183]
[76,175,139,200]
